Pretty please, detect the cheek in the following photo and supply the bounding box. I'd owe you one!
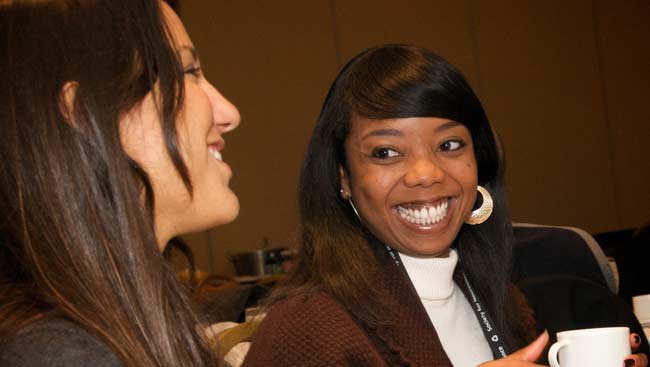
[466,188,479,211]
[121,120,167,170]
[459,159,479,211]
[119,91,168,164]
[466,161,478,187]
[353,168,397,206]
[174,89,212,171]
[174,120,196,169]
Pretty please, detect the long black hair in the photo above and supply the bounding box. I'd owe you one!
[274,44,533,351]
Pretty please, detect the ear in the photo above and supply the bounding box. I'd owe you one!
[59,81,79,125]
[338,165,351,199]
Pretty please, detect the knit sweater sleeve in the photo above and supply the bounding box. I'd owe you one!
[242,292,386,367]
[0,318,123,367]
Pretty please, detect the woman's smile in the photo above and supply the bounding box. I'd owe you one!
[394,197,454,232]
[207,142,224,162]
[207,139,233,177]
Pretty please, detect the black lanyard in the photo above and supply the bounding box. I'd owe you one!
[383,243,509,358]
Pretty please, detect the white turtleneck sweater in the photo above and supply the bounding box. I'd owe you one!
[399,249,493,367]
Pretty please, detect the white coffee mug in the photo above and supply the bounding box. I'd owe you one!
[633,294,650,340]
[548,326,631,367]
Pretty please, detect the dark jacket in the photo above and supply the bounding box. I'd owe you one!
[243,255,535,366]
[0,318,122,367]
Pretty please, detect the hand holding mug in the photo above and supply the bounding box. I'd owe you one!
[477,331,549,367]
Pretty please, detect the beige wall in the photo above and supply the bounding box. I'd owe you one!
[179,0,649,275]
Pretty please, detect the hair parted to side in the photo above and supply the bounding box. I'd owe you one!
[0,1,217,366]
[273,44,533,351]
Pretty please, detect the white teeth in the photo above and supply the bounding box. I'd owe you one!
[419,208,427,220]
[208,146,222,161]
[428,207,436,220]
[397,200,449,226]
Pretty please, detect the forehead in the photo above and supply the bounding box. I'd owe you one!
[348,116,467,138]
[160,2,193,49]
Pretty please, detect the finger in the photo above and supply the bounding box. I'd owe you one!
[506,330,549,362]
[624,353,649,367]
[477,358,547,367]
[631,333,642,352]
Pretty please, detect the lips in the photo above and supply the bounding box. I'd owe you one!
[208,144,223,161]
[396,198,450,226]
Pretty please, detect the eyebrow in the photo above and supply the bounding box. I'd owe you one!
[434,120,462,133]
[361,128,403,140]
[360,120,462,140]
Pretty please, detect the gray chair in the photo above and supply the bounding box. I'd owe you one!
[512,223,649,363]
[512,223,617,293]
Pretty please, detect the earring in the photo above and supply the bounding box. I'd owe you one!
[340,189,362,221]
[465,186,493,225]
[348,199,362,221]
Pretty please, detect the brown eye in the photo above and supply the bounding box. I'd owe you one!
[372,147,400,159]
[439,139,464,152]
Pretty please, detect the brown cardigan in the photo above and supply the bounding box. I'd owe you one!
[243,258,535,366]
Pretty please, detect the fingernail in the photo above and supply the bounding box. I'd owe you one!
[633,334,641,344]
[625,358,635,367]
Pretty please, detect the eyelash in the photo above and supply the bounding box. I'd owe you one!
[184,65,202,77]
[370,139,465,159]
[371,147,401,159]
[439,139,465,152]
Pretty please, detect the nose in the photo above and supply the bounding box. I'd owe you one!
[205,81,241,133]
[403,156,446,187]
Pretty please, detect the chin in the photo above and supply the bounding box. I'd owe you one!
[212,194,240,226]
[220,206,240,225]
[183,193,239,233]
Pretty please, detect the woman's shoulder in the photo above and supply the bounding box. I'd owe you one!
[256,291,358,338]
[244,291,384,366]
[0,318,123,367]
[265,291,347,319]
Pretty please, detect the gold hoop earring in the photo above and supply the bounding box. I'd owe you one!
[465,186,493,225]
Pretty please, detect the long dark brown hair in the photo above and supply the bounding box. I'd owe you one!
[0,1,217,366]
[272,44,534,352]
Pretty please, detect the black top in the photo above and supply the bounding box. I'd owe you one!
[0,318,122,367]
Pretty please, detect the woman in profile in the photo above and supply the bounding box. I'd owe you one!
[0,1,240,366]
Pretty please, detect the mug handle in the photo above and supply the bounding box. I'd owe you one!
[548,340,570,367]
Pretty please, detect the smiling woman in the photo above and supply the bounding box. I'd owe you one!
[121,3,240,248]
[0,1,239,367]
[242,44,647,367]
[243,44,532,367]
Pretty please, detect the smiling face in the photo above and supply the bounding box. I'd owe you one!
[340,116,478,257]
[120,3,241,249]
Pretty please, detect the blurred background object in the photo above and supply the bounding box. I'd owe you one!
[595,224,650,304]
[633,294,650,340]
